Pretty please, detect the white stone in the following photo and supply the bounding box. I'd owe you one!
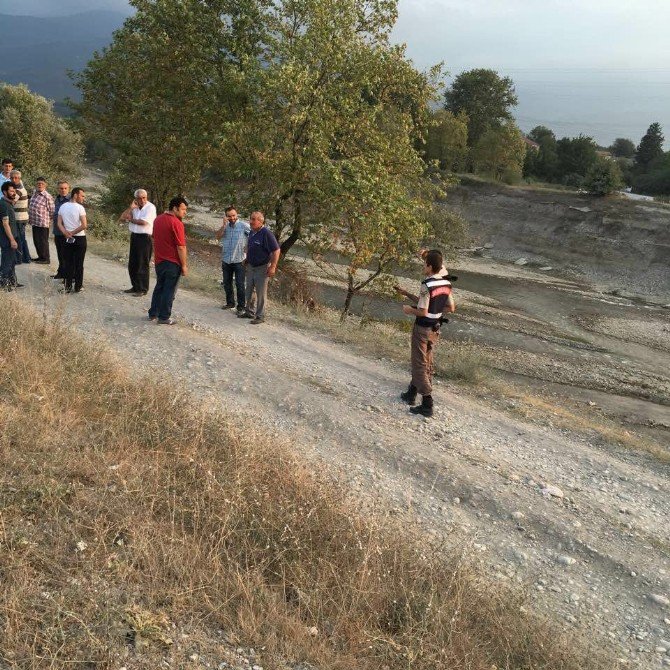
[651,594,670,607]
[541,485,565,498]
[307,626,319,637]
[514,257,528,266]
[557,555,577,566]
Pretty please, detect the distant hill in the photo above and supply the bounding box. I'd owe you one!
[0,11,129,113]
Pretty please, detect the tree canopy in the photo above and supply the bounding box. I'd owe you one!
[635,122,664,173]
[609,137,636,159]
[0,83,82,184]
[472,121,526,183]
[444,69,517,147]
[76,0,453,309]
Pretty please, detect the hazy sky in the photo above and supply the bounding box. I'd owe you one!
[5,0,669,74]
[393,0,670,72]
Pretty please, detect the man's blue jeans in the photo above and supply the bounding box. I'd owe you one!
[149,261,181,321]
[222,261,245,309]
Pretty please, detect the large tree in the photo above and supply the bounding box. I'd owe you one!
[444,68,517,147]
[635,122,664,173]
[0,83,82,183]
[75,0,255,210]
[584,156,623,196]
[218,0,443,263]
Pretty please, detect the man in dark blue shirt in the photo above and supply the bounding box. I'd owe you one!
[238,211,280,324]
[51,181,70,280]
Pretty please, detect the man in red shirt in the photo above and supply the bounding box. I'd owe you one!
[148,197,189,325]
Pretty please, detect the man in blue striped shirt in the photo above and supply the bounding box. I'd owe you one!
[215,206,250,313]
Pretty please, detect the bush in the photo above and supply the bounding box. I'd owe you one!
[584,157,623,196]
[86,209,128,242]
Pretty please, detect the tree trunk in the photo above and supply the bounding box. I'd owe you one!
[279,193,302,258]
[340,273,355,322]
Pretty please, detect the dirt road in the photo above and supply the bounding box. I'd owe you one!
[16,249,670,669]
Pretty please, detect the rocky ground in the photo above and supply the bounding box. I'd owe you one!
[13,237,670,669]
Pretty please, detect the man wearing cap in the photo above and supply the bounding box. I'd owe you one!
[29,177,55,264]
[119,188,157,296]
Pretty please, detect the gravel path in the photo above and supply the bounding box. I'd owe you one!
[17,250,670,669]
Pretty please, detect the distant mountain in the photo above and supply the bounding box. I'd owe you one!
[0,10,129,112]
[0,0,131,17]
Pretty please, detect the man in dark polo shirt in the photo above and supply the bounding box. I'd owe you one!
[238,210,280,325]
[0,182,21,290]
[148,196,188,325]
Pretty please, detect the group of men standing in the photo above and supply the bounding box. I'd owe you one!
[0,158,88,293]
[2,158,453,417]
[117,194,279,326]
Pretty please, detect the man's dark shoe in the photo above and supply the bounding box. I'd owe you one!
[157,318,176,325]
[133,291,147,297]
[409,395,434,418]
[400,384,418,405]
[221,303,235,310]
[35,259,50,264]
[13,283,25,288]
[51,274,63,279]
[123,288,136,294]
[250,317,265,325]
[237,311,253,319]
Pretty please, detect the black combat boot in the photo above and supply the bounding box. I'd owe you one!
[410,394,433,418]
[400,384,417,405]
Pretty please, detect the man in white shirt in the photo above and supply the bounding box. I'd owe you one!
[119,189,157,296]
[57,187,88,293]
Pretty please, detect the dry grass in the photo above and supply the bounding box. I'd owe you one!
[0,295,611,669]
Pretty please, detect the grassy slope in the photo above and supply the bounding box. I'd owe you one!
[0,295,609,669]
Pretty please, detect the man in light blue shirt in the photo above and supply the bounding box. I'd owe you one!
[215,206,250,313]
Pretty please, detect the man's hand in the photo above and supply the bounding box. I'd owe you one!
[267,265,276,277]
[64,231,73,239]
[10,239,17,250]
[181,265,188,277]
[402,305,414,316]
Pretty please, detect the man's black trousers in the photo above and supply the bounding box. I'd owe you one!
[31,226,50,262]
[54,234,65,278]
[62,236,87,292]
[128,232,153,293]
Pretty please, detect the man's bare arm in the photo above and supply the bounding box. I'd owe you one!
[267,248,280,277]
[177,246,188,276]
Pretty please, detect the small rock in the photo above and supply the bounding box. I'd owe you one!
[484,242,494,249]
[512,511,525,521]
[541,485,565,499]
[651,594,670,607]
[453,497,461,505]
[514,257,528,266]
[539,266,553,271]
[75,540,88,552]
[307,626,318,637]
[557,555,577,566]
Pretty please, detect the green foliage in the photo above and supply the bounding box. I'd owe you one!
[632,152,670,195]
[424,110,468,171]
[635,122,664,173]
[609,137,636,159]
[471,121,526,183]
[0,83,83,183]
[556,135,598,184]
[584,156,623,196]
[86,209,128,242]
[524,125,559,182]
[75,0,246,210]
[444,69,518,147]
